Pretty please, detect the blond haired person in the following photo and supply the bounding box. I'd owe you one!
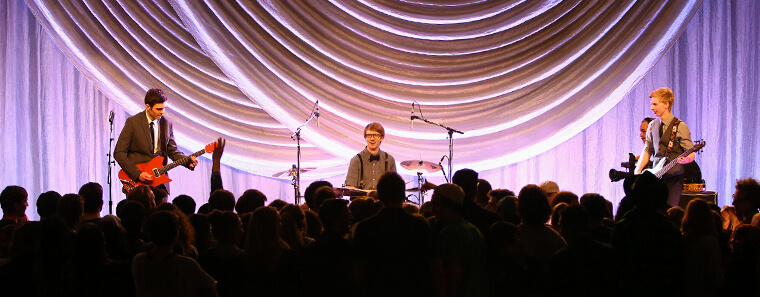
[635,87,695,206]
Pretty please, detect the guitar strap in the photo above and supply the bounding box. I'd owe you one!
[357,153,363,189]
[663,118,681,158]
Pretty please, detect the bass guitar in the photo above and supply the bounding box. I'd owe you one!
[118,142,216,193]
[645,140,705,178]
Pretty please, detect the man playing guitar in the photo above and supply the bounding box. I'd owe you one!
[634,87,695,206]
[114,88,197,193]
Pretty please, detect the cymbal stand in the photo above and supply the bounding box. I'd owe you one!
[411,115,463,181]
[288,164,298,203]
[416,171,424,204]
[290,100,320,205]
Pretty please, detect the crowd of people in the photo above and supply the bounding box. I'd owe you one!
[1,137,760,297]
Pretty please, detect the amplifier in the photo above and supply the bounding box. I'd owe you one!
[679,191,718,208]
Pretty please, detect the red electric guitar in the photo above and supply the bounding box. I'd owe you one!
[118,142,216,193]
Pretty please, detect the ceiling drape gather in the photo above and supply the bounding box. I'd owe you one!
[25,0,701,178]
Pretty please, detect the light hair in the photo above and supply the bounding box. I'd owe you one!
[364,122,385,137]
[650,87,674,110]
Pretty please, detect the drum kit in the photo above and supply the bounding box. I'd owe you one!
[272,158,442,204]
[399,159,441,204]
[277,101,461,205]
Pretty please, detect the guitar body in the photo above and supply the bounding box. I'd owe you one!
[644,158,667,176]
[117,142,216,193]
[118,156,173,193]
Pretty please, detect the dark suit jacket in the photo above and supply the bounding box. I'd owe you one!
[114,111,188,182]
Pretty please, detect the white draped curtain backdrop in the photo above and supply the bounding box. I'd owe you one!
[2,0,759,218]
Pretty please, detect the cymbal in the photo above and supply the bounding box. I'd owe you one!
[272,166,317,178]
[334,187,371,197]
[400,160,441,174]
[406,187,421,192]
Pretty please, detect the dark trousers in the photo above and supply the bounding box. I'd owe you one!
[662,175,683,207]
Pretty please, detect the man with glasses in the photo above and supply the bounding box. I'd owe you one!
[345,122,397,191]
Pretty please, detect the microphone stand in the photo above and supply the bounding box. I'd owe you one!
[290,103,319,205]
[439,155,450,183]
[107,114,115,214]
[411,115,463,181]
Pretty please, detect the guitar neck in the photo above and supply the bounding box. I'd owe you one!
[157,148,207,175]
[657,145,699,178]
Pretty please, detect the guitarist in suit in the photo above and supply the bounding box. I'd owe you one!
[634,87,695,207]
[114,88,197,193]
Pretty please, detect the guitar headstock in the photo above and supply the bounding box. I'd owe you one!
[205,142,217,153]
[693,139,706,153]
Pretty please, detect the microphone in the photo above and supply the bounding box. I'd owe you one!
[410,102,414,131]
[108,110,114,123]
[438,155,446,165]
[315,100,320,128]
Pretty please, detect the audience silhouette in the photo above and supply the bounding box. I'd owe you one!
[1,163,759,297]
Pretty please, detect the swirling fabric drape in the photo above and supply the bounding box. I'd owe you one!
[24,0,701,178]
[7,0,760,218]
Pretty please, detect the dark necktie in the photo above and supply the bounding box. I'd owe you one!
[659,121,666,138]
[369,154,380,162]
[149,122,156,154]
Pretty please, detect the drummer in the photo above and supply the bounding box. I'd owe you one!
[345,122,397,191]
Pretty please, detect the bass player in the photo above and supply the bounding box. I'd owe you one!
[634,87,695,206]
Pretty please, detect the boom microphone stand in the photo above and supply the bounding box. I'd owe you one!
[290,100,320,205]
[411,115,463,181]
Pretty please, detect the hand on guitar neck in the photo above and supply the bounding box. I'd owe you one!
[676,154,695,165]
[188,155,198,169]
